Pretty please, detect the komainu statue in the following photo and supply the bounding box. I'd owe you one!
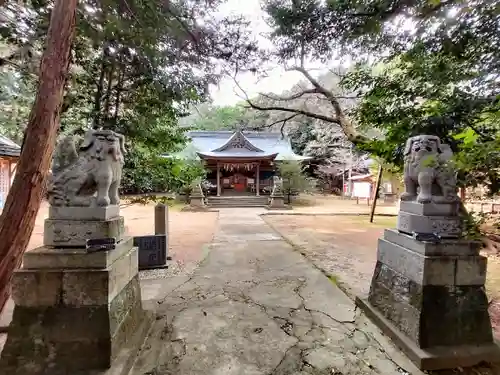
[47,129,126,207]
[401,134,458,204]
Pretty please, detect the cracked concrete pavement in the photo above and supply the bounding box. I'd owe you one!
[133,209,425,375]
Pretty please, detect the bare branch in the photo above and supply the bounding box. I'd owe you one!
[121,0,144,28]
[244,100,340,124]
[290,66,366,142]
[258,88,319,101]
[267,113,299,129]
[231,75,332,122]
[231,72,367,144]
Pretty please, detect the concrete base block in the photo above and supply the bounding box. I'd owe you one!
[23,237,134,270]
[377,238,487,286]
[12,246,138,307]
[269,195,285,209]
[367,260,494,349]
[399,201,460,216]
[356,297,500,371]
[189,196,205,208]
[383,229,481,256]
[49,205,120,221]
[0,243,146,374]
[44,216,125,247]
[397,210,462,238]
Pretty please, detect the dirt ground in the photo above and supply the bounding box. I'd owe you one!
[292,194,399,215]
[263,214,500,340]
[27,201,219,270]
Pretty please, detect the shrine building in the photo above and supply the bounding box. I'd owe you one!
[0,135,20,209]
[171,130,310,196]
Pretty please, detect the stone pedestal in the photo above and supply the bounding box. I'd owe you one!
[358,201,500,370]
[0,207,148,374]
[189,184,206,209]
[44,206,125,247]
[383,193,397,203]
[269,194,286,210]
[397,201,462,238]
[190,193,205,208]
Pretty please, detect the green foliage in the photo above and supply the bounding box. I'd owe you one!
[186,103,272,131]
[0,70,35,144]
[191,105,246,130]
[1,0,259,191]
[368,157,403,194]
[120,144,206,195]
[262,0,500,195]
[277,161,316,203]
[462,210,488,240]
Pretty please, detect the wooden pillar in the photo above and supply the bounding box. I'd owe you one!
[8,160,13,187]
[216,162,221,197]
[256,162,260,196]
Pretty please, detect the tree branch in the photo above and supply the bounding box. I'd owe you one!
[232,72,368,144]
[290,66,367,142]
[259,88,319,101]
[244,100,340,124]
[266,114,299,135]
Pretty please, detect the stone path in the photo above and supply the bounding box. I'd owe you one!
[132,209,423,375]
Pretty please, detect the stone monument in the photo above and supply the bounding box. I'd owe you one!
[357,135,500,370]
[269,175,286,209]
[0,130,148,374]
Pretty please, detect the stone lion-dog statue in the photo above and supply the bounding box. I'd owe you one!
[401,134,458,204]
[47,129,126,207]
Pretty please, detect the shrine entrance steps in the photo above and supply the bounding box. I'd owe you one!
[208,195,269,208]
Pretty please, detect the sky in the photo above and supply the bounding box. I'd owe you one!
[209,0,312,106]
[208,0,423,107]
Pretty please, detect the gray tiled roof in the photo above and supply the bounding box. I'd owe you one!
[0,135,21,157]
[170,131,310,161]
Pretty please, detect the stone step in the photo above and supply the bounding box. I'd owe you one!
[207,197,269,208]
[209,201,268,204]
[209,203,268,207]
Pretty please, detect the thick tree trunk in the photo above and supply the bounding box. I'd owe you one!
[113,68,125,124]
[103,62,115,121]
[0,0,77,311]
[92,62,106,128]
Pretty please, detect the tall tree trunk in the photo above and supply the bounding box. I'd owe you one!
[92,60,106,129]
[92,42,110,129]
[102,62,116,126]
[113,67,125,124]
[0,0,77,312]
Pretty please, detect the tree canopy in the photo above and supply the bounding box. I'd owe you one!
[0,0,260,193]
[2,0,499,194]
[239,0,500,194]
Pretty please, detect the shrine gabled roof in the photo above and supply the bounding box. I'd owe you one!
[211,130,264,153]
[170,130,311,161]
[0,135,21,158]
